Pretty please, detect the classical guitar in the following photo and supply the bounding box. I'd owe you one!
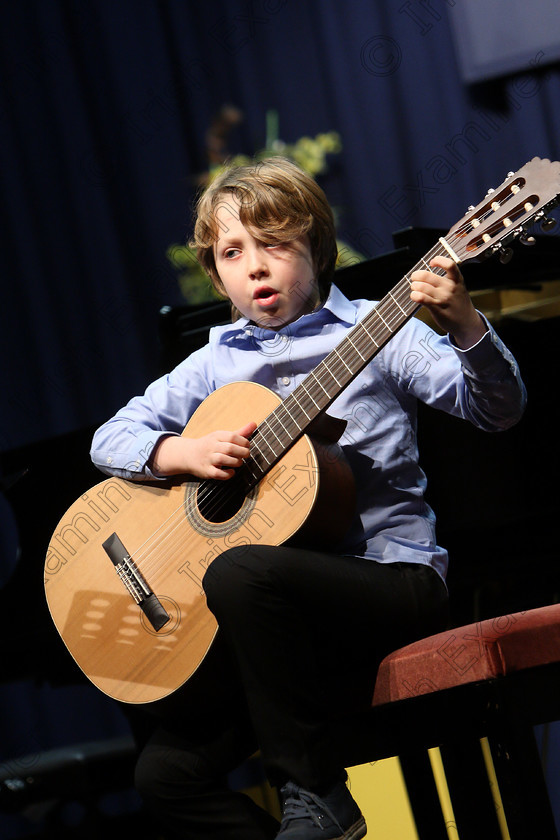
[45,157,560,704]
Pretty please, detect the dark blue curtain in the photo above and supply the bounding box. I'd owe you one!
[1,2,559,837]
[2,0,559,451]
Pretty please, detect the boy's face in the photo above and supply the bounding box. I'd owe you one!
[213,197,319,331]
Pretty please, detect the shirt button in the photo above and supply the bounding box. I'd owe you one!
[106,457,113,464]
[281,376,291,386]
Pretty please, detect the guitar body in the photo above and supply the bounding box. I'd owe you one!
[44,381,355,704]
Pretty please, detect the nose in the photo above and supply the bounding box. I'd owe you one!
[247,246,269,278]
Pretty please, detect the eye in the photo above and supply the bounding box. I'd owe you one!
[223,248,240,259]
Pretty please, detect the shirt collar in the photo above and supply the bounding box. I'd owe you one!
[214,284,357,343]
[320,284,359,326]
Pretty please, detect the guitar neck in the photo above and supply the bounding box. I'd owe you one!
[244,238,453,483]
[216,157,560,489]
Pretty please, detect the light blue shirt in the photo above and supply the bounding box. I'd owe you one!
[91,285,526,581]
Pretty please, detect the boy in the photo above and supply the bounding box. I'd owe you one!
[91,157,526,839]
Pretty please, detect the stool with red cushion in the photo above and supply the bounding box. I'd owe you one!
[342,603,560,840]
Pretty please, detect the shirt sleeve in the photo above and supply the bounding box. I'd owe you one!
[90,344,214,480]
[383,313,527,431]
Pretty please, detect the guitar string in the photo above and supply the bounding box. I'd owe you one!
[187,181,531,512]
[130,272,442,578]
[132,425,299,579]
[100,220,520,585]
[129,247,465,578]
[130,241,470,578]
[127,398,308,578]
[128,193,517,580]
[140,192,513,551]
[255,241,452,448]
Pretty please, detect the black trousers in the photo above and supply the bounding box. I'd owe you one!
[134,545,449,839]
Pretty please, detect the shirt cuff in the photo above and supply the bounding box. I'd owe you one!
[450,314,517,379]
[143,432,181,479]
[93,430,180,480]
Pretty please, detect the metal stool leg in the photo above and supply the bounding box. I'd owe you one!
[399,750,449,840]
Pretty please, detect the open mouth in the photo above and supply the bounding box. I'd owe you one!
[254,287,279,307]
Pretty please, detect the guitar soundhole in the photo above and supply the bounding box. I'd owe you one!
[196,476,248,524]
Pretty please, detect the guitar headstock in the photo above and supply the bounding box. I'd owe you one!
[445,157,560,264]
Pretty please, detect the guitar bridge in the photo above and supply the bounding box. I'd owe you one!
[102,532,170,632]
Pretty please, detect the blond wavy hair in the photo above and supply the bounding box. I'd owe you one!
[191,157,338,314]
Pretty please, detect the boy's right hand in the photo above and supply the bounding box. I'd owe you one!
[149,421,257,480]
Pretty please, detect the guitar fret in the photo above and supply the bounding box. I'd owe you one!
[289,391,312,421]
[374,308,391,330]
[300,380,323,410]
[266,413,297,451]
[388,292,406,317]
[334,346,354,373]
[295,386,319,416]
[252,423,283,467]
[358,320,379,347]
[394,290,414,315]
[264,419,284,446]
[312,368,337,394]
[389,292,407,318]
[244,457,262,482]
[277,403,302,433]
[335,348,354,374]
[347,335,366,361]
[252,440,272,466]
[379,297,403,327]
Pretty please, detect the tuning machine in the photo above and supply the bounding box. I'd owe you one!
[534,210,558,233]
[541,216,557,232]
[492,243,514,264]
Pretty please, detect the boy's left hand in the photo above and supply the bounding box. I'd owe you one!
[409,256,487,349]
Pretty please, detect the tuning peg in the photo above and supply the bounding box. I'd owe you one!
[498,246,514,264]
[519,233,536,246]
[541,216,557,232]
[492,243,514,263]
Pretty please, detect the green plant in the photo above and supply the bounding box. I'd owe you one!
[167,111,364,304]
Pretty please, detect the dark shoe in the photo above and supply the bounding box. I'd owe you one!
[276,779,366,839]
